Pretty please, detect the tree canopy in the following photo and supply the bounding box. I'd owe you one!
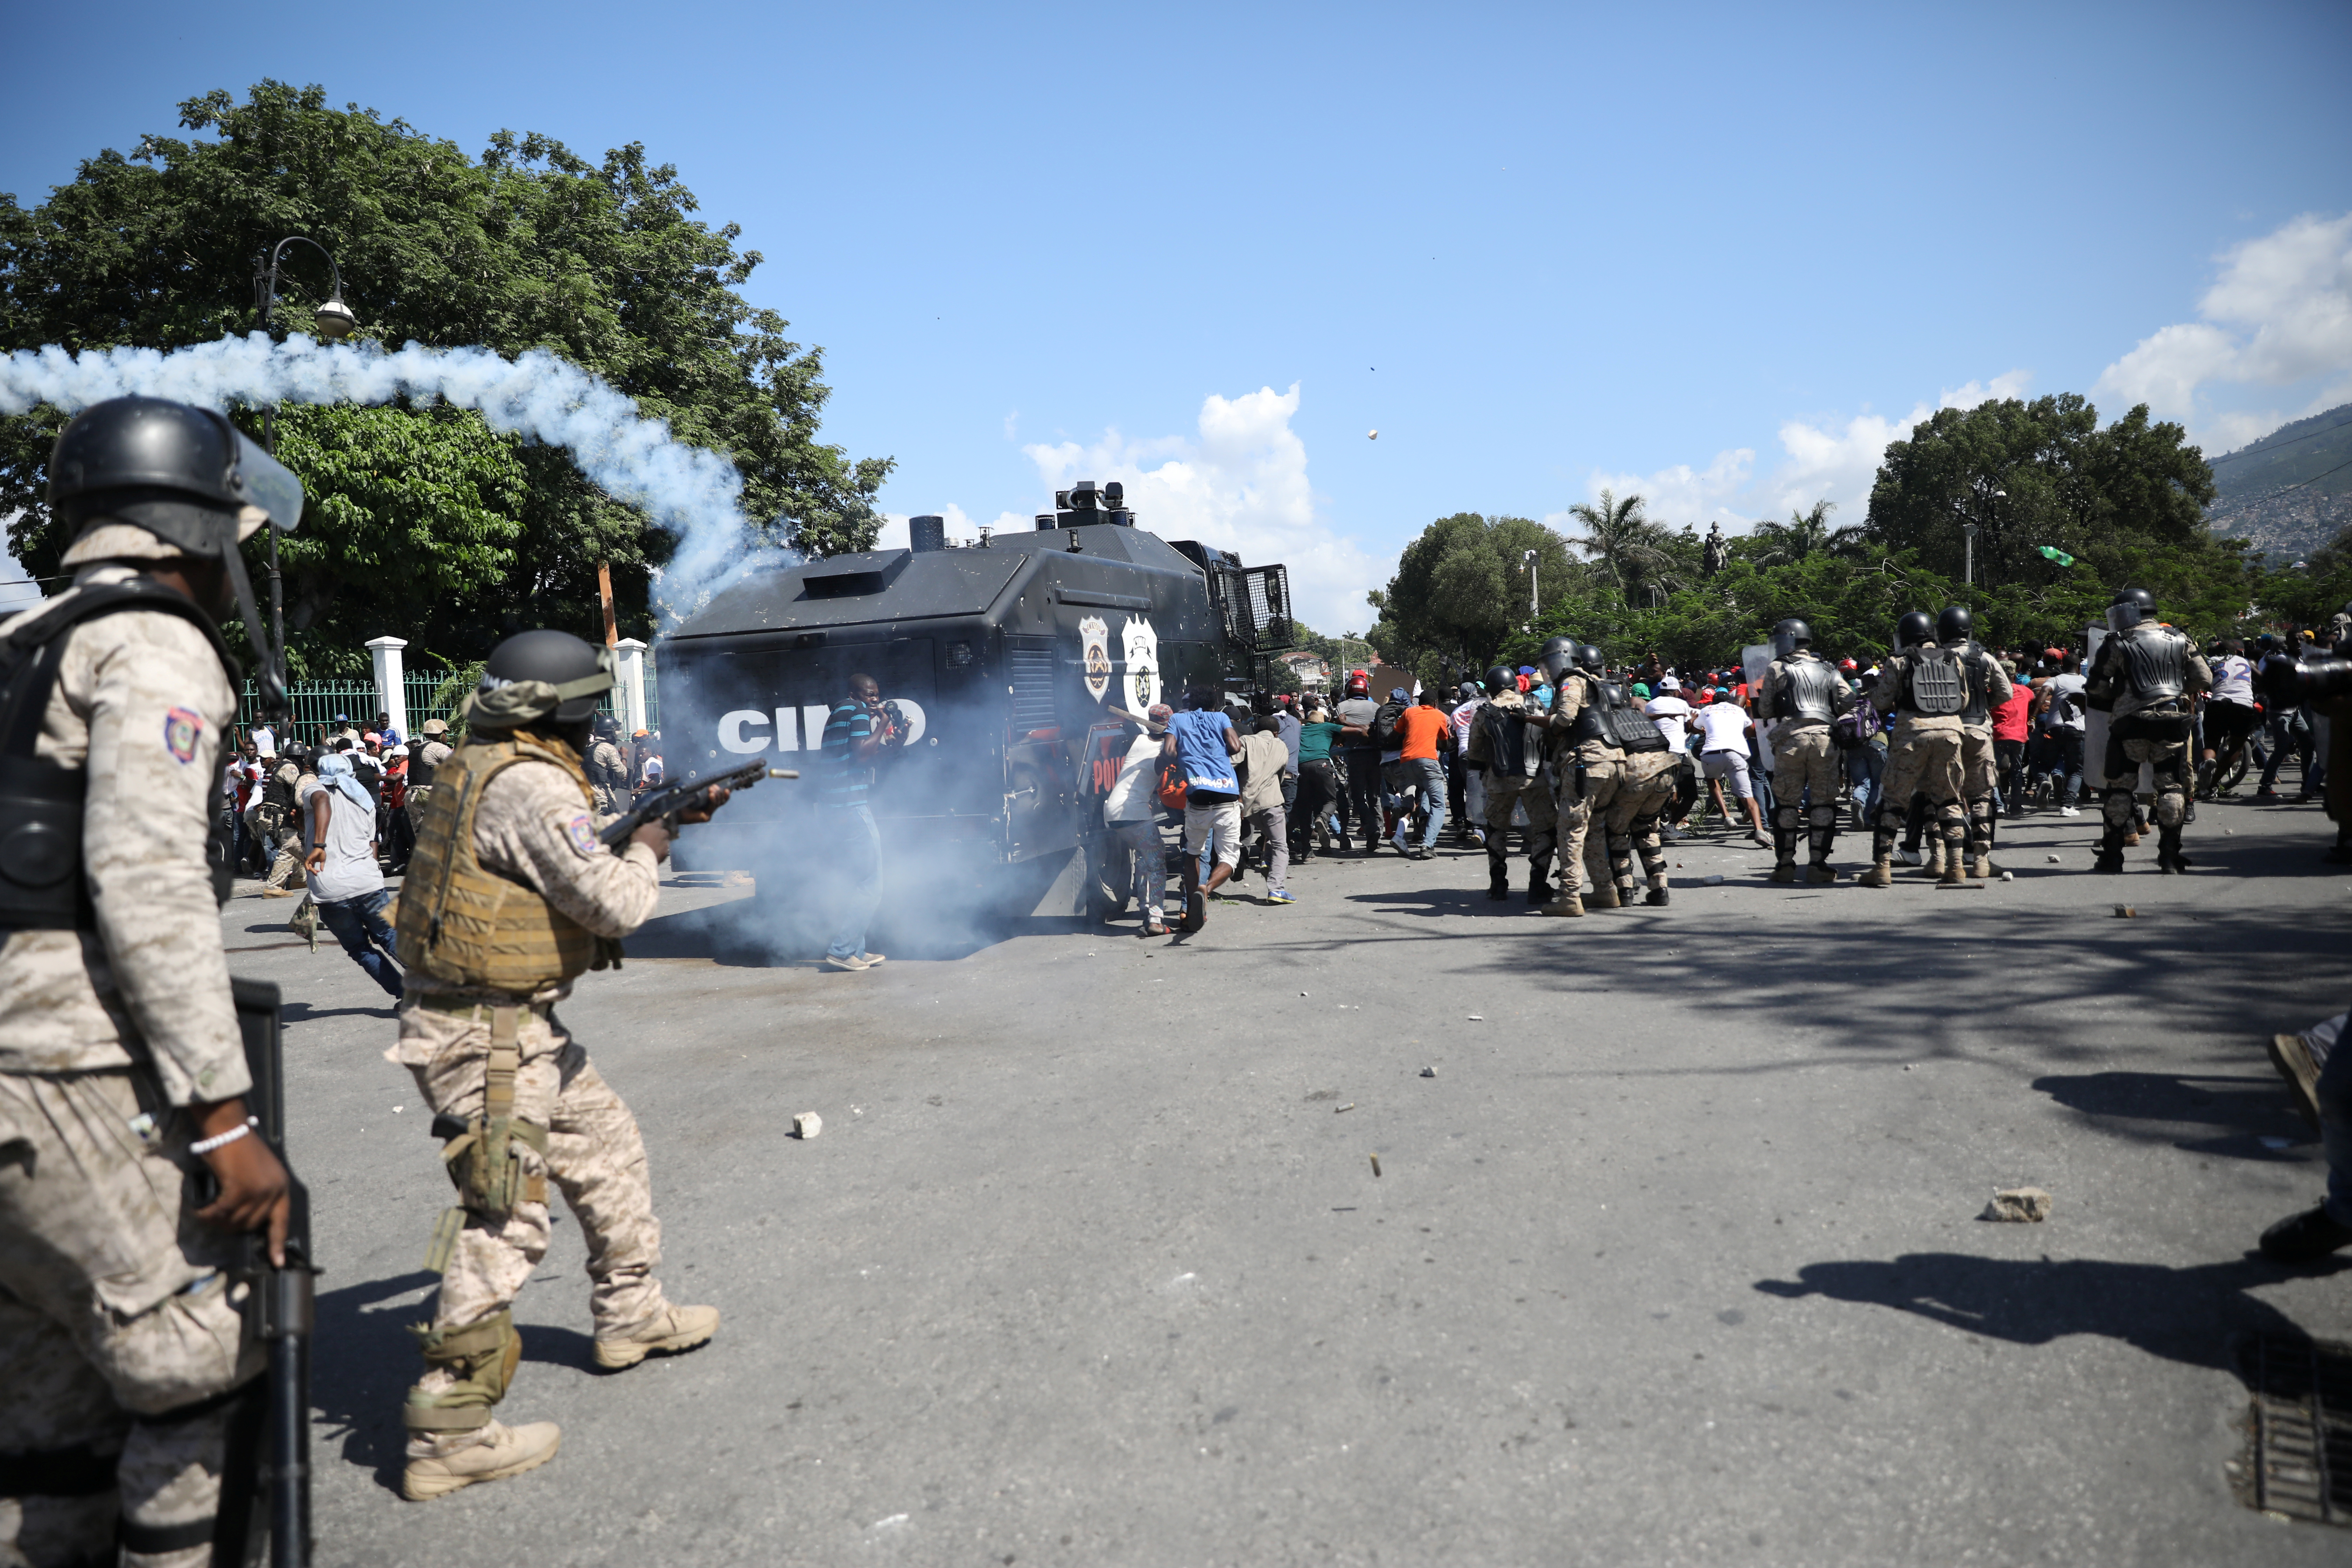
[1365,513,1585,688]
[0,81,890,673]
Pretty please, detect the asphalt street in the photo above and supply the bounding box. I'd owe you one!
[232,794,2352,1567]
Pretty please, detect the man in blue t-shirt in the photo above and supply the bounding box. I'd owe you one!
[817,673,894,969]
[1162,687,1242,931]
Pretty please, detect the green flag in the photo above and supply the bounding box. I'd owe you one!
[2037,545,2076,567]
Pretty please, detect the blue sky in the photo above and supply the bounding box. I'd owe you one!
[6,0,2349,632]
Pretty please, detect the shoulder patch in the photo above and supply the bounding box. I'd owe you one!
[163,707,204,764]
[564,813,602,859]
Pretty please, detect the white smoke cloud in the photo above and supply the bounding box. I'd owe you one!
[2095,211,2352,432]
[0,333,767,622]
[1022,384,1388,635]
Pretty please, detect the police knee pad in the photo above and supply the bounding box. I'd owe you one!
[1772,804,1802,833]
[2154,789,2187,827]
[405,1311,522,1434]
[1807,805,1838,830]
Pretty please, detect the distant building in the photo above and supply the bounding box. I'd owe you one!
[1275,650,1330,688]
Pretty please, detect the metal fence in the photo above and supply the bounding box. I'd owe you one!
[237,658,660,739]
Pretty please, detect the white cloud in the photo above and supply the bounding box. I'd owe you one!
[1569,372,2030,540]
[1021,384,1389,635]
[2094,211,2352,434]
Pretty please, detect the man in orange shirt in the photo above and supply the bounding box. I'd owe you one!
[1390,690,1456,859]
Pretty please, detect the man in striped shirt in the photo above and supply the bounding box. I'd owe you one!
[818,674,892,970]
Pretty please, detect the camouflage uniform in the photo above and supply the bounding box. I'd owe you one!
[585,734,630,820]
[1543,672,1625,907]
[1462,690,1554,899]
[1953,645,2014,867]
[391,743,705,1483]
[406,736,452,835]
[0,562,258,1568]
[1867,643,1965,880]
[1601,748,1680,903]
[1756,651,1856,879]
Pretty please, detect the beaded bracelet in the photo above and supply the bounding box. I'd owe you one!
[189,1116,259,1156]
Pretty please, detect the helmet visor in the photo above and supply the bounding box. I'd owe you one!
[1539,646,1576,681]
[228,429,304,533]
[2106,601,2144,633]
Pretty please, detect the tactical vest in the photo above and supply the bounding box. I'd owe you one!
[1904,646,1966,717]
[1566,672,1615,748]
[1956,642,1992,725]
[2111,625,2190,720]
[409,745,439,790]
[1479,699,1535,777]
[1778,657,1841,724]
[394,736,600,992]
[0,583,238,931]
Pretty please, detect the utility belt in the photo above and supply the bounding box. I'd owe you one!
[416,1000,553,1274]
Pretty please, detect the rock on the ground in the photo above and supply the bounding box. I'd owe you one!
[1982,1186,2052,1222]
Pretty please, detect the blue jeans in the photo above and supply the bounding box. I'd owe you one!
[1399,757,1446,848]
[2260,708,2309,792]
[822,803,882,960]
[2318,1013,2352,1225]
[1110,817,1167,916]
[1845,744,1882,822]
[317,887,402,997]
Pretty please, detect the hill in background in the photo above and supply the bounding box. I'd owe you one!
[2203,402,2352,561]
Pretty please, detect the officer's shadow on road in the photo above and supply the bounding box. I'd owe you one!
[2031,1070,2318,1161]
[312,1269,440,1490]
[1754,1250,2352,1375]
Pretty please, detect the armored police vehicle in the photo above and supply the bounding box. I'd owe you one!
[660,482,1292,941]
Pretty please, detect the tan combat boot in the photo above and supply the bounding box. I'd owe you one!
[402,1420,561,1502]
[1968,855,1994,879]
[1924,839,1946,876]
[1807,863,1837,884]
[1586,881,1621,910]
[1542,892,1586,916]
[1769,863,1798,884]
[593,1303,720,1370]
[1937,858,1967,887]
[1857,859,1893,888]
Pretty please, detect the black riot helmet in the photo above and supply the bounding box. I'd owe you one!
[1536,636,1578,682]
[47,395,304,715]
[2106,586,2156,634]
[50,395,303,553]
[477,630,617,728]
[1894,610,1933,650]
[1935,605,1974,645]
[1771,618,1813,658]
[1483,665,1517,695]
[1575,643,1606,674]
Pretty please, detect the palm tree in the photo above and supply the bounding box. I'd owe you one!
[1564,489,1682,601]
[1750,499,1864,565]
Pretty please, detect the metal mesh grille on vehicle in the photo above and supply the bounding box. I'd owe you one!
[1007,638,1058,734]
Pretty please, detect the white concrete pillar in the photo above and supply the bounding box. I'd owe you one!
[366,636,408,739]
[615,638,649,736]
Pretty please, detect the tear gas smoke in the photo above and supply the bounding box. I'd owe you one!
[0,333,782,618]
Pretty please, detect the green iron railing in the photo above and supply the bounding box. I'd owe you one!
[238,658,659,740]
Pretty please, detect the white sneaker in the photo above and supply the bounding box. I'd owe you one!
[822,953,876,972]
[1897,847,1923,866]
[2059,806,2081,817]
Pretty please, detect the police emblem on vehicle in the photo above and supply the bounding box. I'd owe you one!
[163,706,204,763]
[1121,616,1160,710]
[1080,615,1112,702]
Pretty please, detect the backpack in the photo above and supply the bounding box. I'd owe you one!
[1370,700,1406,749]
[1830,700,1880,751]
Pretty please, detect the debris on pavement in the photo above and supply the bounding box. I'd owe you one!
[1420,1066,1437,1078]
[1982,1186,2053,1222]
[2114,905,2136,918]
[792,1112,823,1139]
[1370,1154,1382,1178]
[1335,1102,1356,1113]
[2046,854,2061,862]
[2000,871,2014,881]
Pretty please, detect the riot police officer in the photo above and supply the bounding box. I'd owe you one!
[586,712,631,818]
[2083,587,2210,874]
[1,396,299,1566]
[389,630,725,1499]
[1463,663,1554,902]
[1859,610,1969,888]
[1937,605,2014,878]
[1542,640,1675,912]
[1754,617,1854,884]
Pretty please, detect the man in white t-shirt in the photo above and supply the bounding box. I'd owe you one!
[2199,638,2260,796]
[1644,690,1694,754]
[1104,704,1173,934]
[2037,655,2089,814]
[1691,695,1767,842]
[303,751,402,997]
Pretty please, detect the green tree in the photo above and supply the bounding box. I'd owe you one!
[1563,488,1683,604]
[0,81,890,672]
[1366,513,1581,688]
[1863,394,2216,592]
[1748,499,1861,565]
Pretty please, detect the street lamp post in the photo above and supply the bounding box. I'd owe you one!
[251,237,355,682]
[1523,549,1539,630]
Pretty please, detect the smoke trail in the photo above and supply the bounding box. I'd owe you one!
[0,333,777,617]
